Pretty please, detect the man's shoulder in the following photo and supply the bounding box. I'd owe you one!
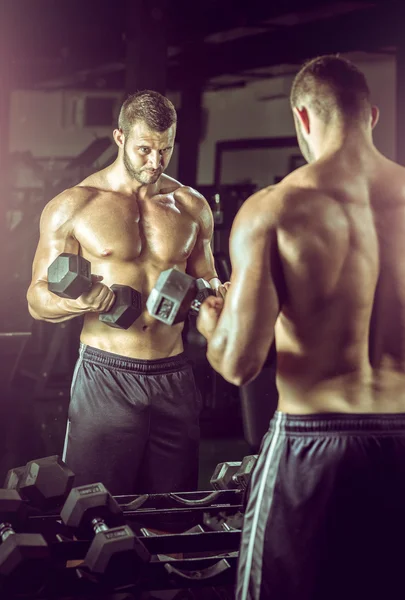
[238,180,343,232]
[158,173,181,193]
[231,186,280,238]
[47,185,94,209]
[240,181,320,209]
[162,176,209,214]
[42,185,97,224]
[236,183,296,221]
[378,157,405,198]
[177,186,208,210]
[158,173,202,197]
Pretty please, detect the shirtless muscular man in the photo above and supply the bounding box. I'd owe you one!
[198,56,405,599]
[27,91,225,495]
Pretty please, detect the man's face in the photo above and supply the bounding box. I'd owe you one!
[294,112,315,164]
[122,120,176,184]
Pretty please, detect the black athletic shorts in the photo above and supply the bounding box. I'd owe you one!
[63,344,201,496]
[237,411,405,600]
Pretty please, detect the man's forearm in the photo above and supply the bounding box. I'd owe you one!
[205,324,262,386]
[206,328,227,371]
[27,281,87,323]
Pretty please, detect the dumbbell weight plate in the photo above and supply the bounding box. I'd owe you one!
[48,253,92,299]
[210,462,241,491]
[147,269,198,325]
[4,466,25,491]
[85,524,150,577]
[61,484,150,580]
[18,456,75,511]
[233,455,258,491]
[0,490,50,595]
[99,285,142,329]
[61,483,124,539]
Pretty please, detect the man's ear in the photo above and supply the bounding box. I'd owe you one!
[293,106,310,135]
[371,105,380,130]
[113,128,125,148]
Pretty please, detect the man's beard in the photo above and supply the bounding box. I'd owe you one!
[123,146,162,184]
[295,122,315,164]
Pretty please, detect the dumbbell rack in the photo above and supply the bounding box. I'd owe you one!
[33,555,238,597]
[21,489,243,598]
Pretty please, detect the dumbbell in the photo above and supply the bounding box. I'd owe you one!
[4,455,75,511]
[203,511,244,532]
[0,489,49,595]
[60,483,150,580]
[146,268,215,326]
[210,455,258,491]
[47,253,142,329]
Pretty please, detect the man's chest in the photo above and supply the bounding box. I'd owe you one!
[74,196,198,262]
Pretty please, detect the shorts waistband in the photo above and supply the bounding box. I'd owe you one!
[272,410,405,435]
[80,344,190,375]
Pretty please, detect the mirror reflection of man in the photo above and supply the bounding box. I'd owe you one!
[28,91,227,496]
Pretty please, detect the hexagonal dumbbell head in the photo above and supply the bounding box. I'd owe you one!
[233,455,258,491]
[210,461,242,491]
[0,490,50,595]
[48,253,92,299]
[99,285,142,329]
[0,490,27,528]
[18,456,75,511]
[4,466,26,491]
[0,532,50,590]
[85,524,150,579]
[60,483,124,539]
[146,269,197,325]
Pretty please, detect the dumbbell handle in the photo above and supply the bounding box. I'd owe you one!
[157,291,212,317]
[91,517,109,535]
[0,522,15,542]
[190,280,215,314]
[190,299,203,313]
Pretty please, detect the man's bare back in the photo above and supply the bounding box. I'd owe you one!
[264,149,405,414]
[200,127,405,414]
[197,127,405,415]
[197,55,405,600]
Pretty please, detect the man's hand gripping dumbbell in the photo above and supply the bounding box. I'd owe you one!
[146,268,219,326]
[47,253,142,329]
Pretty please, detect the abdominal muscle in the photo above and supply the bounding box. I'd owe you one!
[78,255,187,360]
[80,312,185,360]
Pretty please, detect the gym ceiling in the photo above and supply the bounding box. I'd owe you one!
[4,0,403,93]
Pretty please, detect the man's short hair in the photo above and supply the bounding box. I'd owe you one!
[118,90,177,136]
[290,55,371,122]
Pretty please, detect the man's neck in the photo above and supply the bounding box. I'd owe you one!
[317,126,375,163]
[106,160,161,198]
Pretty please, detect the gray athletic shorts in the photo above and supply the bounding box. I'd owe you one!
[237,411,405,600]
[63,344,201,496]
